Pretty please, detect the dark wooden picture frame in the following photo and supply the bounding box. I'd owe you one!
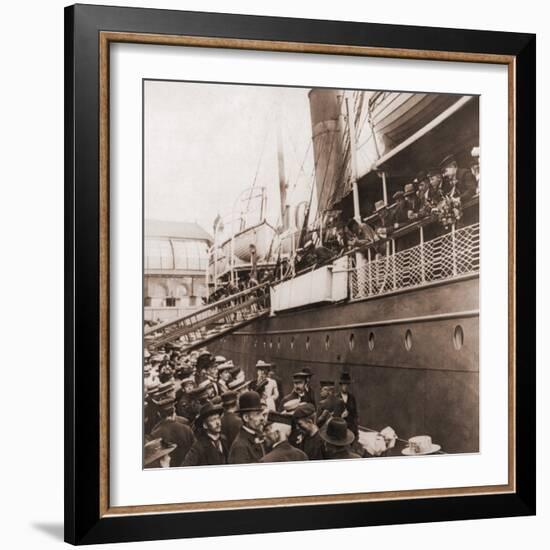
[65,3,536,545]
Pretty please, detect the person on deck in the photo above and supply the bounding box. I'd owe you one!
[439,153,477,202]
[390,190,410,229]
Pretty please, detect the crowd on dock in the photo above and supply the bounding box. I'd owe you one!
[143,346,400,468]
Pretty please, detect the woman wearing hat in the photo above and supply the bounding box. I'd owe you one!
[183,402,228,466]
[251,360,279,412]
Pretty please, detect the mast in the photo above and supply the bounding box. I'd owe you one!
[345,94,362,222]
[276,116,288,227]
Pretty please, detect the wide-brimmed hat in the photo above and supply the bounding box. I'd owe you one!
[374,200,386,212]
[144,438,177,466]
[293,402,316,420]
[197,401,224,422]
[404,183,416,196]
[236,390,263,413]
[439,154,457,168]
[319,417,355,447]
[402,435,441,456]
[215,355,227,364]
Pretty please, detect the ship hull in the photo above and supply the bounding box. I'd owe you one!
[210,275,479,455]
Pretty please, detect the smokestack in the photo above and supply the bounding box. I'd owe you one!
[308,88,345,215]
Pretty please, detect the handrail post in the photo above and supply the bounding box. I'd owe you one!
[451,223,457,276]
[420,226,425,283]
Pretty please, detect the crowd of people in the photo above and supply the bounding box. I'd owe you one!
[144,345,398,468]
[295,151,480,270]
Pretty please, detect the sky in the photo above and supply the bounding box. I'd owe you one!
[144,80,317,239]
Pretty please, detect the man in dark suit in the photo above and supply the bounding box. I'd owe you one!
[316,380,345,429]
[260,412,308,463]
[150,401,196,467]
[183,402,228,466]
[228,391,267,464]
[279,371,315,411]
[220,390,242,448]
[440,154,477,202]
[337,372,359,438]
[293,402,325,460]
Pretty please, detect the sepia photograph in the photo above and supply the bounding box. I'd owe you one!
[142,80,480,469]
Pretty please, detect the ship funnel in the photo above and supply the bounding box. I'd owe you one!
[308,88,345,215]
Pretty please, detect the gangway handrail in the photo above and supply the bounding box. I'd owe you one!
[144,281,271,336]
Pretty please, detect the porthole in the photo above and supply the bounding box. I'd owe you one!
[404,329,413,351]
[290,336,295,350]
[306,336,310,351]
[349,333,355,351]
[453,325,464,350]
[368,331,375,351]
[325,334,330,350]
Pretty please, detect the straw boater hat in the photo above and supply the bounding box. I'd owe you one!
[266,411,293,426]
[227,379,251,393]
[319,379,335,388]
[215,355,227,364]
[282,398,301,413]
[144,438,177,466]
[319,417,355,447]
[374,200,386,212]
[217,360,235,372]
[255,360,272,371]
[402,435,441,456]
[236,391,264,413]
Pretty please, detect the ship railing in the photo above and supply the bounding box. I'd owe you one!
[144,281,271,349]
[349,222,479,300]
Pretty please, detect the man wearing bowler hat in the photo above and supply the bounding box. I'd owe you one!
[320,417,361,460]
[220,390,242,448]
[390,190,410,228]
[183,401,228,466]
[338,372,359,438]
[293,402,325,460]
[228,391,267,464]
[260,412,308,463]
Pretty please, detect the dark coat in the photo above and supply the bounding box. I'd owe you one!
[327,446,362,460]
[456,168,477,202]
[300,430,325,460]
[175,394,196,423]
[151,418,196,466]
[259,440,309,463]
[391,201,410,226]
[182,434,228,466]
[338,391,359,436]
[221,411,242,448]
[228,427,266,464]
[316,395,346,428]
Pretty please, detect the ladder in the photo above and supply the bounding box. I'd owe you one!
[144,282,271,351]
